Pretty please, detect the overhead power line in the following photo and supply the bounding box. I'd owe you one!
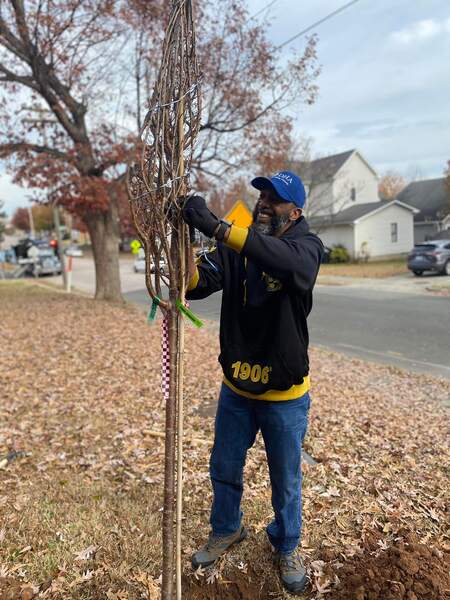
[276,0,364,50]
[249,0,279,21]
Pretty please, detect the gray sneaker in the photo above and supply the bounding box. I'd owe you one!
[191,526,248,569]
[274,548,308,595]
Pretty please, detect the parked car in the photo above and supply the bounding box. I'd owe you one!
[134,255,145,273]
[133,255,166,274]
[13,239,61,277]
[407,240,450,276]
[27,246,62,277]
[151,258,166,274]
[64,245,84,257]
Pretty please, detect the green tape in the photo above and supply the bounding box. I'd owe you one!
[147,296,160,324]
[176,299,203,328]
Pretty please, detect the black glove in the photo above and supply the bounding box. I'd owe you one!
[182,195,220,238]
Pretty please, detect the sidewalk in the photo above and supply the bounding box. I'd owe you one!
[318,271,450,296]
[44,256,450,298]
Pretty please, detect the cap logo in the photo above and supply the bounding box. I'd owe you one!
[273,172,293,186]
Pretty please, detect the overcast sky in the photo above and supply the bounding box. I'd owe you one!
[247,0,449,175]
[1,0,449,215]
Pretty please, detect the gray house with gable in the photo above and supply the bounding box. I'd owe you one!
[396,178,450,243]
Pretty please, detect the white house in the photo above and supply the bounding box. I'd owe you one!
[298,149,418,260]
[299,149,379,216]
[308,200,419,260]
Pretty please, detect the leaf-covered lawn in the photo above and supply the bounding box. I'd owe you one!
[1,282,449,599]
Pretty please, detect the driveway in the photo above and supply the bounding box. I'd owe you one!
[58,255,145,294]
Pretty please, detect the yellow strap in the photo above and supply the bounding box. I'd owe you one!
[223,375,310,401]
[187,267,200,291]
[224,225,248,253]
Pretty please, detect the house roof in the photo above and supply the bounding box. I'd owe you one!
[396,178,449,222]
[294,149,355,184]
[294,148,379,184]
[308,149,355,180]
[308,200,418,227]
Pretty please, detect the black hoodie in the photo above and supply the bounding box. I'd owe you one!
[186,218,323,400]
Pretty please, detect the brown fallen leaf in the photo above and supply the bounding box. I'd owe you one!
[73,545,98,561]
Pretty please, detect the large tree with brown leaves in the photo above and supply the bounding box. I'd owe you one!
[0,0,319,301]
[378,170,407,201]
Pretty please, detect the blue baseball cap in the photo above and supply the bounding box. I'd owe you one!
[251,170,306,208]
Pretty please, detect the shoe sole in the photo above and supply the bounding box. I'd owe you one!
[191,528,248,570]
[282,578,308,596]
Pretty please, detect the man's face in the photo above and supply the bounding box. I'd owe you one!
[253,189,301,236]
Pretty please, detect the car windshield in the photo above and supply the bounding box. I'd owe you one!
[414,244,437,251]
[39,248,55,257]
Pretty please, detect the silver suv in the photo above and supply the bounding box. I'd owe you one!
[407,239,450,276]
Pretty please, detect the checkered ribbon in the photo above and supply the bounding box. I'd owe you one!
[161,314,170,401]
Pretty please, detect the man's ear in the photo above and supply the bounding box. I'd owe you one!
[290,207,302,221]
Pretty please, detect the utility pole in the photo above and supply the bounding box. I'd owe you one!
[52,198,67,288]
[23,106,67,287]
[27,206,36,238]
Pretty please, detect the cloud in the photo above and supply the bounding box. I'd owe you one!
[0,173,29,216]
[391,18,450,44]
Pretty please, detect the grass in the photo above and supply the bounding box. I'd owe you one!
[0,279,51,293]
[319,259,408,278]
[0,261,19,272]
[1,282,449,599]
[425,282,450,296]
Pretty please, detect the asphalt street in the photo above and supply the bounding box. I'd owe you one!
[125,284,450,380]
[49,257,450,380]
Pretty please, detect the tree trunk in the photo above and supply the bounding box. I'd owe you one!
[161,307,178,600]
[86,190,123,302]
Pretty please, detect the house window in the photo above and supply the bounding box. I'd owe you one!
[350,187,356,202]
[391,222,398,243]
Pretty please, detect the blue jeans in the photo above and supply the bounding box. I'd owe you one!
[209,383,310,554]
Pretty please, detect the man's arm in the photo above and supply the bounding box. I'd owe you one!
[182,196,227,299]
[181,195,322,293]
[185,245,224,300]
[223,225,323,293]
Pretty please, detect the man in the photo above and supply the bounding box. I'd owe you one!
[182,171,323,595]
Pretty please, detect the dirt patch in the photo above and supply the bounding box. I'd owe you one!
[183,568,274,600]
[426,286,450,297]
[331,531,450,599]
[0,578,37,600]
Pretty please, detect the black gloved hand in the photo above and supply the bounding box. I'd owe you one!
[182,195,220,238]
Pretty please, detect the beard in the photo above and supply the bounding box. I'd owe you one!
[252,204,290,236]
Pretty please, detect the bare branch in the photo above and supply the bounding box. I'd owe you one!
[0,141,68,161]
[0,63,39,90]
[200,97,279,134]
[0,13,31,62]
